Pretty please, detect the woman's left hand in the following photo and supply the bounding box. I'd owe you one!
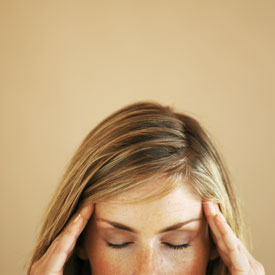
[203,201,265,275]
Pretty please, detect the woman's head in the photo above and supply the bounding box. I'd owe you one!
[28,101,245,275]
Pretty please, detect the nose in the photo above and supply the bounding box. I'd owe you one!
[136,246,159,275]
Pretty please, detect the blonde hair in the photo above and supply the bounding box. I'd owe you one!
[27,101,246,275]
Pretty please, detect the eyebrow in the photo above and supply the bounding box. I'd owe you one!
[96,217,202,234]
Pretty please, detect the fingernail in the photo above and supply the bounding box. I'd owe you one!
[73,213,81,223]
[208,201,216,214]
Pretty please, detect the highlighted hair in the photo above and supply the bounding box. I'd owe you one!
[27,101,247,275]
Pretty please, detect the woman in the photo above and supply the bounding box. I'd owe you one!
[28,101,264,274]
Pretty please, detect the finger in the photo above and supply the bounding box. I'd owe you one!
[42,204,94,273]
[203,201,239,268]
[203,202,228,254]
[214,213,249,273]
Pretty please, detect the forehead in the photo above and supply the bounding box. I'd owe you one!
[94,181,202,229]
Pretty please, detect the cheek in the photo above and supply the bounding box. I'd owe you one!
[161,227,211,274]
[86,242,210,275]
[86,240,131,275]
[163,242,210,274]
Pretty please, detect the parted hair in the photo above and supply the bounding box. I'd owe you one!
[27,101,246,275]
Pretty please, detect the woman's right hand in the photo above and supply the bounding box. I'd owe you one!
[30,204,94,275]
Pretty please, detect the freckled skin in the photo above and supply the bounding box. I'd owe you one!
[80,182,216,275]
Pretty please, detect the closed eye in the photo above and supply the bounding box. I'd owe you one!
[107,242,133,249]
[106,241,190,250]
[162,242,190,250]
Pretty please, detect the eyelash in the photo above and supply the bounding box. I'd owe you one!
[107,242,133,249]
[107,242,190,250]
[162,242,190,250]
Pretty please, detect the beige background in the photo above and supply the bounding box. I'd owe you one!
[1,1,274,274]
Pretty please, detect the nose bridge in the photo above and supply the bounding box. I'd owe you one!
[136,244,158,275]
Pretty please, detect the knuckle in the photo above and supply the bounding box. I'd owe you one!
[30,260,44,275]
[216,241,227,254]
[53,233,75,254]
[65,227,77,237]
[52,233,62,245]
[53,239,67,254]
[63,230,77,244]
[65,219,82,236]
